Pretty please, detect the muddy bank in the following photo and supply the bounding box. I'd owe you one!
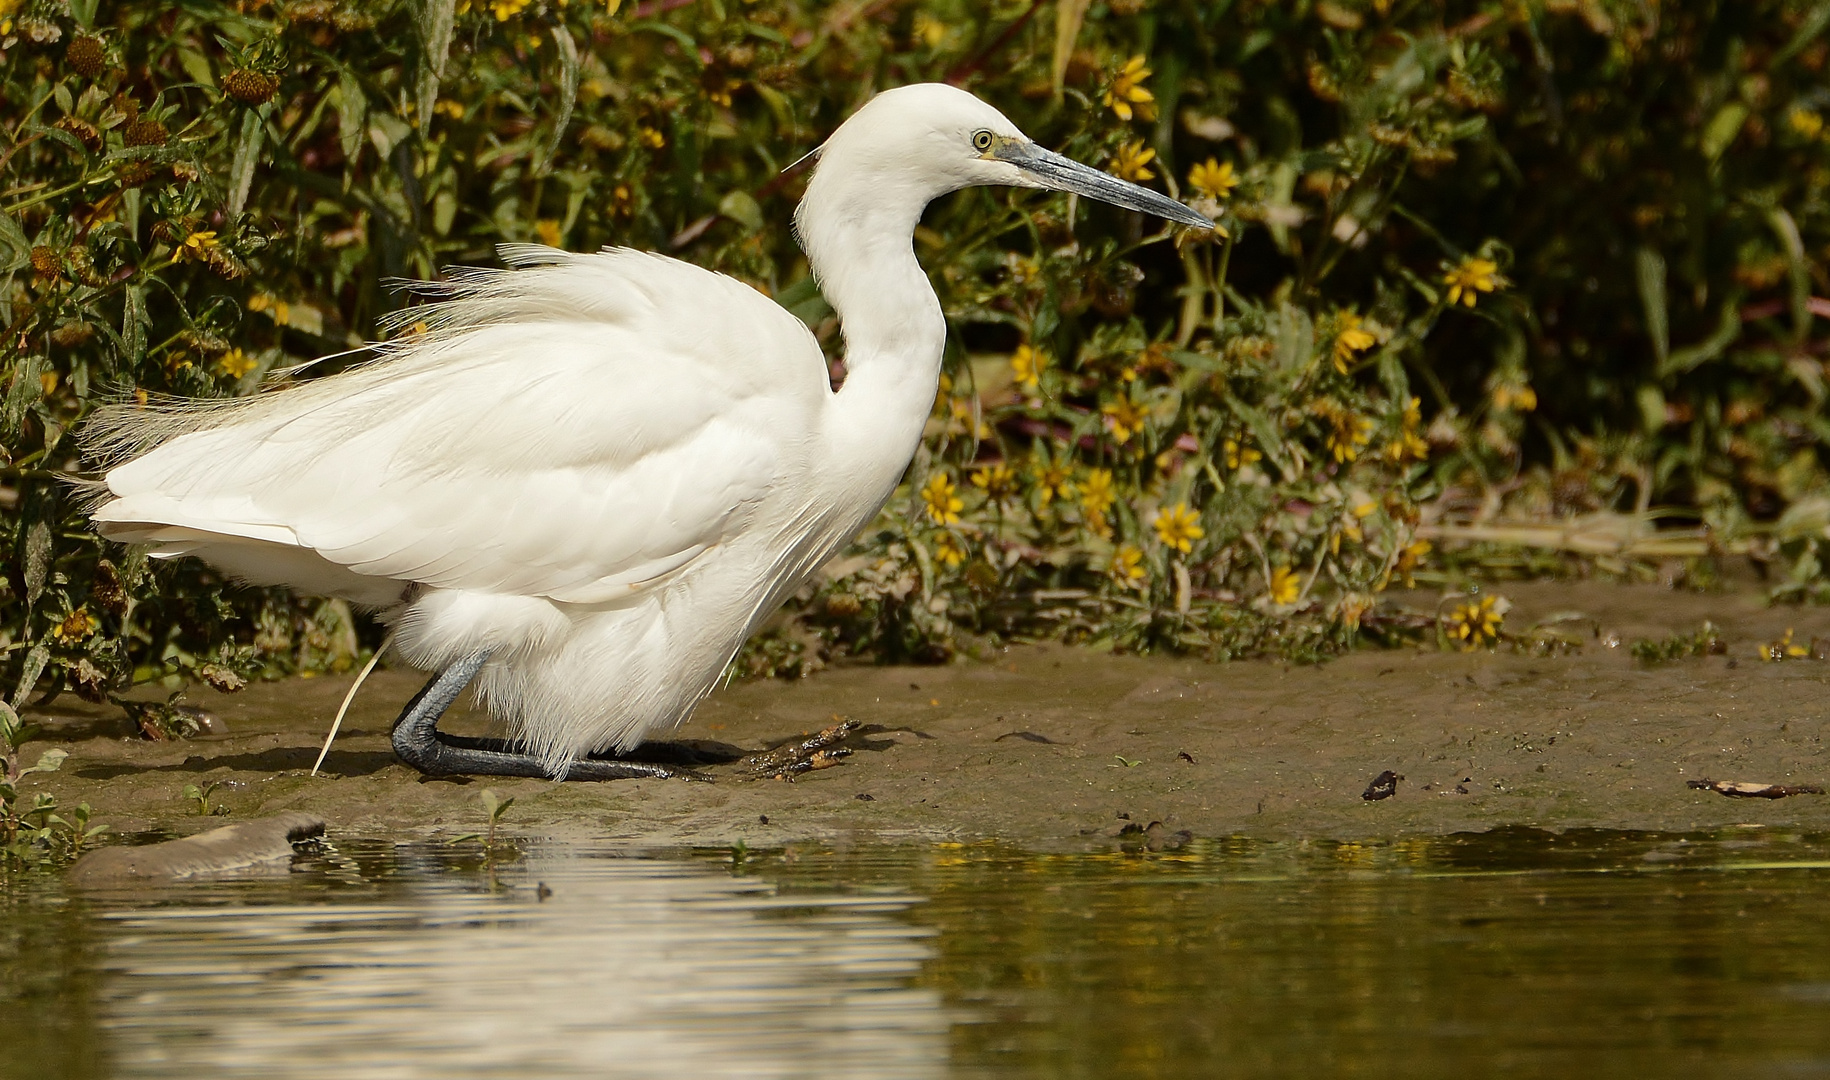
[16,581,1830,850]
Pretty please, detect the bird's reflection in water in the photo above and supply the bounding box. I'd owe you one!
[92,846,946,1079]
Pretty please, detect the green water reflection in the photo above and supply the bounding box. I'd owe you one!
[3,828,1829,1078]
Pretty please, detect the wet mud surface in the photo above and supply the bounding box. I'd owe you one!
[18,582,1830,850]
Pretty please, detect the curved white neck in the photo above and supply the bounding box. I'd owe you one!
[795,166,948,518]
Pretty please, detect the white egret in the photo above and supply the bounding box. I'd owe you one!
[81,83,1211,781]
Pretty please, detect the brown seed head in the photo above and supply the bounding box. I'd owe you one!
[123,117,169,147]
[51,321,97,348]
[29,246,62,278]
[53,115,103,151]
[66,33,106,78]
[117,161,161,187]
[92,560,129,617]
[223,68,280,105]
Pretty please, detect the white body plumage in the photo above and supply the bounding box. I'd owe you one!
[83,84,1208,776]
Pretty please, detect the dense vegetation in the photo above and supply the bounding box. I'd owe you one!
[3,0,1829,735]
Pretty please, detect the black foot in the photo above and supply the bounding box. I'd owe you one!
[737,720,860,780]
[391,653,704,782]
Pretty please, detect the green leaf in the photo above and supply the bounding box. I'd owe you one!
[1776,1,1830,64]
[368,111,412,159]
[1634,245,1668,368]
[21,749,66,776]
[413,0,458,127]
[0,210,29,271]
[1701,103,1748,162]
[534,25,580,177]
[11,645,49,710]
[719,189,764,232]
[1767,207,1812,346]
[337,70,368,164]
[22,519,51,610]
[1661,299,1742,379]
[227,107,265,218]
[1636,384,1666,434]
[1,353,45,439]
[627,19,698,54]
[24,122,88,158]
[122,285,147,365]
[775,276,833,327]
[177,45,215,88]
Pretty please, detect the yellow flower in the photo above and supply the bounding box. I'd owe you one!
[215,348,258,379]
[1223,437,1262,471]
[1443,255,1503,307]
[1011,344,1048,392]
[180,231,220,260]
[638,125,666,149]
[1384,396,1429,463]
[1080,467,1116,513]
[492,0,530,20]
[1111,544,1148,589]
[912,12,947,48]
[1319,402,1374,463]
[1108,140,1156,183]
[1491,382,1537,412]
[1103,56,1155,122]
[1152,502,1203,553]
[1340,496,1377,546]
[1032,458,1075,505]
[933,531,967,568]
[1187,158,1239,201]
[610,183,635,216]
[1102,397,1148,444]
[1080,468,1116,536]
[1269,566,1300,605]
[1394,538,1431,586]
[52,606,99,645]
[248,294,291,326]
[535,219,562,247]
[1331,311,1376,374]
[970,462,1018,500]
[435,100,466,119]
[1446,595,1505,649]
[39,371,58,396]
[921,472,963,525]
[1789,107,1824,140]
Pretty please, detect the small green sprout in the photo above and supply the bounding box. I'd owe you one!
[182,779,226,816]
[449,787,515,847]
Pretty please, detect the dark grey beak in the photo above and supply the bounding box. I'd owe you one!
[995,141,1214,229]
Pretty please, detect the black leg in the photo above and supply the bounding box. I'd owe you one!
[390,651,701,781]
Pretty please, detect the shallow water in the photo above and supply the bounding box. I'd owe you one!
[6,829,1830,1078]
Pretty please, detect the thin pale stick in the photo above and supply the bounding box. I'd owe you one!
[311,628,397,776]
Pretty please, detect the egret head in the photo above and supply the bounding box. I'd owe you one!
[801,83,1212,232]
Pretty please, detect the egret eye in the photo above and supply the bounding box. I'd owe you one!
[972,130,995,152]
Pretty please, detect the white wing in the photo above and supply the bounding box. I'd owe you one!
[90,248,828,606]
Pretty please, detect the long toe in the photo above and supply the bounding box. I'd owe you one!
[738,720,861,780]
[558,758,709,782]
